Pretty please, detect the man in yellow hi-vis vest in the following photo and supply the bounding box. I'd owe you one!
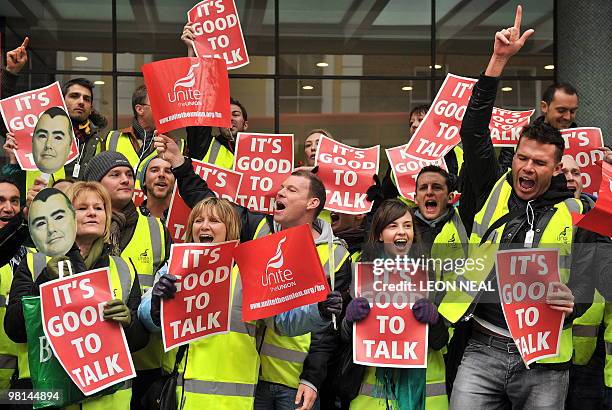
[101,85,162,189]
[442,6,607,409]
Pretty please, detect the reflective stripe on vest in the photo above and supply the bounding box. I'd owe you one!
[573,291,605,365]
[573,325,599,337]
[107,130,122,152]
[0,295,6,307]
[138,274,154,288]
[253,217,272,239]
[121,212,165,290]
[358,382,384,399]
[0,355,16,369]
[32,252,48,280]
[178,376,256,397]
[426,382,447,397]
[110,256,132,303]
[204,138,234,170]
[147,215,163,272]
[259,343,307,363]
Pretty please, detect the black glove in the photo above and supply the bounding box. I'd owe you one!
[151,274,177,326]
[366,174,384,203]
[318,291,343,320]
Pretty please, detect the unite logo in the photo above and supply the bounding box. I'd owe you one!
[262,236,296,291]
[167,62,203,106]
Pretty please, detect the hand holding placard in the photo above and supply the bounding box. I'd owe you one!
[495,248,565,365]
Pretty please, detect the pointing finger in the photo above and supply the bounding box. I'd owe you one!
[514,5,523,31]
[21,37,30,49]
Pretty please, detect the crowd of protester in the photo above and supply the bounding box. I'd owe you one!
[1,5,612,410]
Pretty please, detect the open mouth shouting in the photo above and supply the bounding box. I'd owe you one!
[384,237,410,256]
[424,199,438,213]
[198,234,214,243]
[274,199,287,216]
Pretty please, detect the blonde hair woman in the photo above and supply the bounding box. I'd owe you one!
[5,182,148,409]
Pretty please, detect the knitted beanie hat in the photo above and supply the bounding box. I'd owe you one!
[83,151,132,182]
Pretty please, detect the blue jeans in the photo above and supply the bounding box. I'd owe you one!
[450,338,569,409]
[254,381,320,410]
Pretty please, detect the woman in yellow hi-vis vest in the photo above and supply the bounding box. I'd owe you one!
[4,182,148,409]
[342,199,449,410]
[138,197,260,410]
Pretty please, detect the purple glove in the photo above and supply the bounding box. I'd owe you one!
[151,274,177,326]
[346,297,371,323]
[412,298,439,325]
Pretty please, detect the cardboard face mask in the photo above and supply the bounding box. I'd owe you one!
[32,107,75,174]
[28,188,76,257]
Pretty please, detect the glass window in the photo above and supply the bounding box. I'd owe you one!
[116,0,274,74]
[436,0,554,78]
[494,80,549,113]
[1,2,113,72]
[278,0,431,77]
[280,79,432,164]
[229,78,275,133]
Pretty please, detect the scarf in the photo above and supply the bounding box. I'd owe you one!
[414,208,452,228]
[110,201,140,254]
[83,237,106,269]
[73,119,92,142]
[132,118,155,157]
[375,368,426,410]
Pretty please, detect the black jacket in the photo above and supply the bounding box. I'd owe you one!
[0,213,28,268]
[5,245,149,353]
[459,74,602,332]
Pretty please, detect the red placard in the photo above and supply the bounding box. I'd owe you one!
[404,74,476,160]
[166,159,243,243]
[560,127,606,195]
[386,144,448,201]
[315,136,379,214]
[495,248,564,365]
[572,162,612,237]
[0,82,78,171]
[39,268,135,395]
[353,263,428,367]
[234,133,294,214]
[234,224,330,321]
[132,188,146,208]
[489,108,535,147]
[161,241,236,351]
[142,57,231,134]
[187,0,249,70]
